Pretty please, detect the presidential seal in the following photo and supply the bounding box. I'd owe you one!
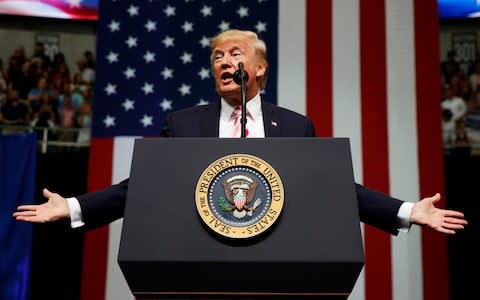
[195,154,284,239]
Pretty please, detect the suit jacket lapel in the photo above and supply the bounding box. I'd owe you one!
[199,101,221,137]
[261,101,281,137]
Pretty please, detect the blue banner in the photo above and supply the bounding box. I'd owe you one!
[0,132,37,300]
[439,0,480,19]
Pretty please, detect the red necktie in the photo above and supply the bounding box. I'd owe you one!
[231,106,249,137]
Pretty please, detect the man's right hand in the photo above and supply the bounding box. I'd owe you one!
[13,188,69,223]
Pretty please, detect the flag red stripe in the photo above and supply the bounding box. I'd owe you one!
[360,0,392,299]
[81,138,114,300]
[306,0,332,137]
[413,1,449,299]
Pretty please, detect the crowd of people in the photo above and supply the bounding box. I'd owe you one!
[441,49,480,155]
[0,42,94,144]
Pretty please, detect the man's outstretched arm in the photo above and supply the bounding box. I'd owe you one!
[13,179,129,230]
[14,188,467,234]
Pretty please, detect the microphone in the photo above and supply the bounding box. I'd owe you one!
[233,62,248,138]
[233,62,249,84]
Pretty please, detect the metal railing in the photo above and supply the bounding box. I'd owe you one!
[0,125,91,154]
[444,142,480,156]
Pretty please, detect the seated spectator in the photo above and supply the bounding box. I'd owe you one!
[442,109,455,147]
[469,61,480,92]
[452,118,471,157]
[57,93,77,142]
[0,88,30,133]
[441,49,460,84]
[70,73,86,107]
[31,91,57,140]
[31,42,51,71]
[14,59,37,100]
[0,58,6,79]
[75,58,95,86]
[59,93,75,128]
[465,90,480,144]
[50,52,70,89]
[7,49,24,90]
[449,71,469,99]
[0,67,6,105]
[442,85,467,122]
[75,89,92,144]
[27,76,52,113]
[454,118,470,145]
[83,50,95,69]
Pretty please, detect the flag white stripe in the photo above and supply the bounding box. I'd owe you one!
[112,137,137,185]
[106,219,132,300]
[277,0,306,114]
[332,1,364,299]
[106,137,136,300]
[386,1,423,299]
[332,0,363,183]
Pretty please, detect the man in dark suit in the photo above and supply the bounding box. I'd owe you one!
[14,29,467,235]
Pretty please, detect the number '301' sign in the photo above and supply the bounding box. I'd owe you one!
[452,33,477,63]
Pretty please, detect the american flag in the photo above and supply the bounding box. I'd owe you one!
[82,1,449,300]
[0,0,98,20]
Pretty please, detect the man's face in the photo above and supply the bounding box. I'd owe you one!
[212,39,266,105]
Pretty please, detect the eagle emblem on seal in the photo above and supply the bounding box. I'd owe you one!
[220,175,262,219]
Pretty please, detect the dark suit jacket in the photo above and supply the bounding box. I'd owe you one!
[78,100,404,234]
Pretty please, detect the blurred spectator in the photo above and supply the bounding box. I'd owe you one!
[75,88,92,143]
[0,88,30,128]
[467,52,480,76]
[57,93,77,142]
[449,71,469,99]
[75,58,95,86]
[442,109,455,146]
[7,47,27,88]
[70,73,86,107]
[0,61,6,105]
[31,42,51,71]
[83,50,95,69]
[14,60,37,100]
[31,91,57,140]
[0,58,6,78]
[454,118,470,145]
[442,85,467,122]
[27,77,52,113]
[33,91,57,125]
[57,81,73,108]
[441,49,460,84]
[469,62,480,93]
[452,118,471,157]
[465,90,480,144]
[50,52,70,89]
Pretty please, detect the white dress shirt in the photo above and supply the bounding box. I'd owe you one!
[219,93,265,138]
[67,93,413,231]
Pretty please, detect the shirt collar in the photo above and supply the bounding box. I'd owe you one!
[220,93,262,121]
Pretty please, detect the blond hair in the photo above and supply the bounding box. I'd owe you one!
[210,29,268,90]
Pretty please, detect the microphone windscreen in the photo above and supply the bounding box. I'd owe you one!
[233,66,249,85]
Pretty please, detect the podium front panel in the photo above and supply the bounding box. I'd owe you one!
[119,138,364,298]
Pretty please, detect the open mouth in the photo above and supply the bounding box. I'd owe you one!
[221,72,234,84]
